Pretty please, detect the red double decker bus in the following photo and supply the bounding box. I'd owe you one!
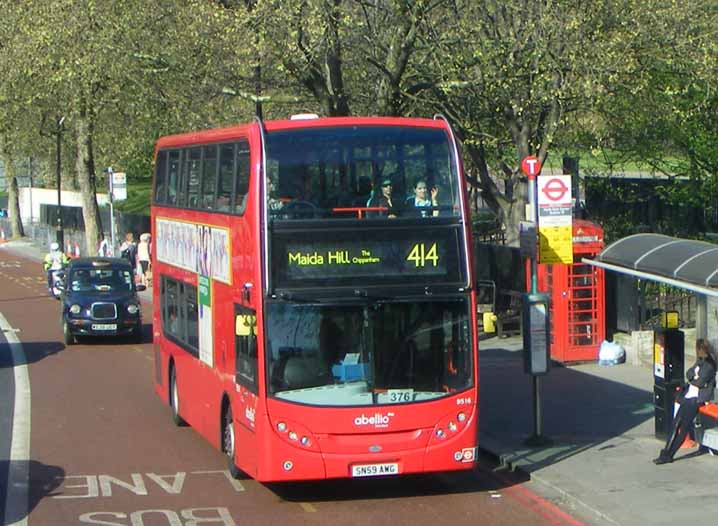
[151,115,479,481]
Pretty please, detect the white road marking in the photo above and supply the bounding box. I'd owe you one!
[1,312,30,526]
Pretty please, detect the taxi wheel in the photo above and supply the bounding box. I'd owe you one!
[223,405,243,480]
[170,366,187,427]
[63,321,75,345]
[132,322,143,344]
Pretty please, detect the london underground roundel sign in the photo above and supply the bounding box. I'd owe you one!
[521,156,541,177]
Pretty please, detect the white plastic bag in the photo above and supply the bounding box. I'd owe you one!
[598,340,626,366]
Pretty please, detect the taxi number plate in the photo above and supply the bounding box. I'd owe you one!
[351,463,399,478]
[92,324,117,331]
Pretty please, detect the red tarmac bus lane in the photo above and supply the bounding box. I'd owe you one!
[1,250,584,526]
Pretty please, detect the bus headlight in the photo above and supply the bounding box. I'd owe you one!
[69,304,82,315]
[430,408,473,445]
[271,417,319,451]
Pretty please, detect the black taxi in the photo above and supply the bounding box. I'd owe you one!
[60,257,146,344]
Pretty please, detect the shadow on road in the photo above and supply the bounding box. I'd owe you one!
[0,460,65,524]
[0,341,64,367]
[268,455,529,503]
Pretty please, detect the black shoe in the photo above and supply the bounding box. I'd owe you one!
[653,456,672,465]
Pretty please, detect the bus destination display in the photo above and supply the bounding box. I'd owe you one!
[272,226,464,287]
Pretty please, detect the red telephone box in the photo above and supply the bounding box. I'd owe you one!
[533,220,606,363]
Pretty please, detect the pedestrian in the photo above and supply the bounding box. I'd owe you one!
[137,233,152,286]
[654,338,717,464]
[119,232,137,273]
[98,234,111,257]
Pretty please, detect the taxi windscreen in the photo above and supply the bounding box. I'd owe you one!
[68,268,134,293]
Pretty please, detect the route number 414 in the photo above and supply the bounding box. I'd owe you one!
[407,243,439,267]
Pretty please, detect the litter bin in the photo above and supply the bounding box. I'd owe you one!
[653,312,684,439]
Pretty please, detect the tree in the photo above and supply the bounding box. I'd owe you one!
[0,150,24,238]
[597,0,718,179]
[418,0,634,245]
[215,0,451,118]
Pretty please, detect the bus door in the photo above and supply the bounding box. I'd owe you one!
[233,305,260,469]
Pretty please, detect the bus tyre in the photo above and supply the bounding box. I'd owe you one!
[63,321,75,345]
[223,406,243,479]
[170,366,187,427]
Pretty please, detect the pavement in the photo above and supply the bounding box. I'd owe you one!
[0,237,154,302]
[3,236,717,525]
[479,334,718,526]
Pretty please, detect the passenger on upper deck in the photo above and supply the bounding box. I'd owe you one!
[367,178,398,218]
[405,180,439,218]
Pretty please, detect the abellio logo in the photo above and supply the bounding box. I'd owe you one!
[354,412,395,428]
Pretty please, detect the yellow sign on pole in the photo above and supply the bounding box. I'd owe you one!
[537,175,573,264]
[538,225,573,264]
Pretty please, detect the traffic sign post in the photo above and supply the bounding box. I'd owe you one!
[520,155,552,447]
[106,167,128,256]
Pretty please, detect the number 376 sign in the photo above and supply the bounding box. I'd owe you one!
[537,175,573,264]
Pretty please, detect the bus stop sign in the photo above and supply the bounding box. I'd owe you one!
[521,156,541,178]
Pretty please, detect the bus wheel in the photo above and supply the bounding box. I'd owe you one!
[63,321,75,345]
[170,366,186,427]
[223,406,243,479]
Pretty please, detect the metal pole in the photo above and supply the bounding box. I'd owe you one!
[255,63,263,120]
[524,169,550,447]
[528,172,538,295]
[109,167,116,256]
[28,159,33,224]
[533,376,542,437]
[55,117,65,248]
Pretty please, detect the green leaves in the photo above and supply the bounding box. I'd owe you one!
[0,0,715,240]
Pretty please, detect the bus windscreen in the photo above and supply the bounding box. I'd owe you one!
[265,125,459,220]
[265,298,473,406]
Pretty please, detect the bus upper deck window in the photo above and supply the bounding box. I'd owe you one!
[235,141,250,213]
[186,148,202,209]
[154,151,168,204]
[218,144,235,213]
[167,151,181,206]
[202,145,218,210]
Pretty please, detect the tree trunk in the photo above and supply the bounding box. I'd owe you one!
[2,153,24,238]
[501,176,528,247]
[74,112,102,256]
[374,12,419,117]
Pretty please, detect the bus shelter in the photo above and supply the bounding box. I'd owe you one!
[583,233,718,441]
[582,233,718,340]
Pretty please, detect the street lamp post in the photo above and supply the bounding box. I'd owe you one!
[55,116,65,247]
